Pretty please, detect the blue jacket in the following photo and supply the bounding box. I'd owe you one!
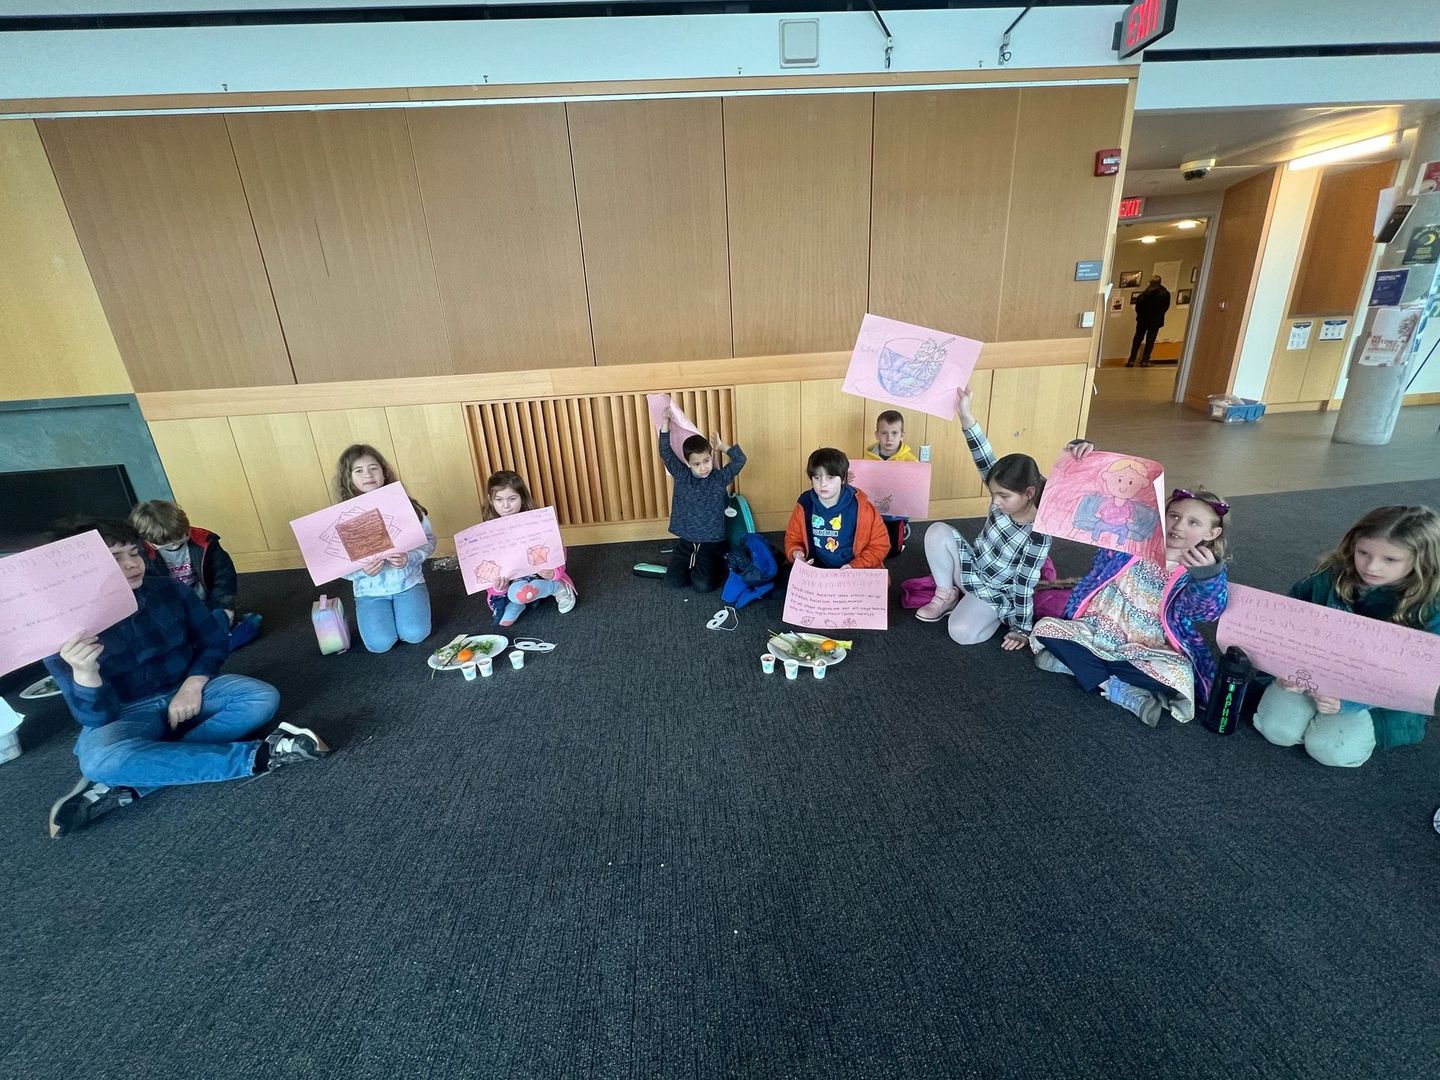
[659,435,746,543]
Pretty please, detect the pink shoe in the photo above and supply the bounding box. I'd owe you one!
[915,586,960,623]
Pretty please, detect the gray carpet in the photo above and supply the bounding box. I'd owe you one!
[4,480,1440,1079]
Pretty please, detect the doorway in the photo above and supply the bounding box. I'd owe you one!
[1098,217,1210,405]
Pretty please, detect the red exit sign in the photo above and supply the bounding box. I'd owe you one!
[1118,196,1146,220]
[1116,0,1178,59]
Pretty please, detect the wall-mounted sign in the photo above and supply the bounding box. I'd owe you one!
[1369,269,1409,306]
[1357,306,1423,367]
[1410,160,1440,196]
[1115,0,1178,59]
[1075,260,1104,281]
[1286,322,1313,351]
[1376,202,1414,244]
[1402,223,1439,265]
[1094,149,1122,177]
[1318,319,1349,341]
[1118,196,1146,220]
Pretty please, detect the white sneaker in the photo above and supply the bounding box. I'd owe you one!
[554,580,577,614]
[1034,648,1073,676]
[915,586,960,623]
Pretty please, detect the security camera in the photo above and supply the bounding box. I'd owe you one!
[1181,158,1216,181]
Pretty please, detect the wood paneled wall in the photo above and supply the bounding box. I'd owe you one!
[35,83,1129,393]
[1291,159,1398,316]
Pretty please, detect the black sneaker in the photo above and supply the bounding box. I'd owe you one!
[48,777,137,838]
[264,722,332,770]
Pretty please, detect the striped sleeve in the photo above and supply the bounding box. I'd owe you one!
[962,423,998,484]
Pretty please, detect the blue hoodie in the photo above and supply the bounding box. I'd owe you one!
[797,486,860,568]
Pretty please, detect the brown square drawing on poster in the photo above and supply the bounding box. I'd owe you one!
[334,507,395,561]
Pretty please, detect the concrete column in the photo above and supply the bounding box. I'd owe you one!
[1333,112,1440,445]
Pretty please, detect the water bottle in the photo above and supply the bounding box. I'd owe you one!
[1203,645,1254,735]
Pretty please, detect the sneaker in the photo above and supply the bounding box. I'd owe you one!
[264,722,332,770]
[48,777,136,838]
[915,586,961,623]
[554,580,577,614]
[1034,648,1074,676]
[1103,676,1165,727]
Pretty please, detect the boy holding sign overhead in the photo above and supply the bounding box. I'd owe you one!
[658,405,747,593]
[41,519,331,838]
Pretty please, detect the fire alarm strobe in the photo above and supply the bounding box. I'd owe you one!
[1095,149,1122,177]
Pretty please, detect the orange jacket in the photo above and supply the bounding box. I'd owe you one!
[784,487,891,570]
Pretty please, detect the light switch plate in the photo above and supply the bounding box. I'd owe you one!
[918,444,932,462]
[1078,311,1096,328]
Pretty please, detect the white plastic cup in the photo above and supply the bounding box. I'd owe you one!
[478,656,494,678]
[509,650,525,670]
[783,659,800,680]
[813,659,828,680]
[760,654,776,674]
[460,662,477,682]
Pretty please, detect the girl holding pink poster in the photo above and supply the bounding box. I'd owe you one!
[1031,489,1231,727]
[335,445,438,654]
[1251,506,1440,768]
[477,471,577,627]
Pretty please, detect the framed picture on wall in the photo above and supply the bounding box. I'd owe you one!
[1190,266,1199,283]
[1176,289,1192,306]
[1129,291,1141,305]
[1118,270,1142,288]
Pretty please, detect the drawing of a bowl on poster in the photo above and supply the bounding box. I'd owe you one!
[841,313,983,422]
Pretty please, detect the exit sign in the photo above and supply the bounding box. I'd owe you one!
[1116,0,1178,59]
[1118,196,1146,220]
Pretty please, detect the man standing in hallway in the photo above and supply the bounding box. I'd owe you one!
[1126,275,1171,367]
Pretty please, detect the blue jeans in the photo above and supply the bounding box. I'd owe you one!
[74,674,280,796]
[355,583,432,653]
[500,577,557,625]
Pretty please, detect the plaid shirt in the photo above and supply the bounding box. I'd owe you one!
[43,577,228,729]
[952,423,1052,633]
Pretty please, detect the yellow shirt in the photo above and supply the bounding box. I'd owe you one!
[864,441,919,462]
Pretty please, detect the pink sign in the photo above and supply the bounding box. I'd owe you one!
[454,507,567,596]
[1218,584,1440,716]
[0,531,138,676]
[848,460,932,519]
[783,559,889,631]
[1034,451,1167,562]
[289,482,427,587]
[646,393,703,460]
[841,313,983,422]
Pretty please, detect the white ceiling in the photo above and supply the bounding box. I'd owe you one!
[1117,219,1210,243]
[1125,102,1435,197]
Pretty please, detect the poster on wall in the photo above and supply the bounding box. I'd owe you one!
[1356,305,1424,368]
[1117,270,1142,288]
[1368,269,1409,306]
[1286,322,1314,351]
[1318,319,1349,341]
[1402,223,1439,265]
[1409,160,1440,195]
[1151,260,1182,291]
[1176,289,1192,307]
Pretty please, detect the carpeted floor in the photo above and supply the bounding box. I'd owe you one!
[4,480,1439,1079]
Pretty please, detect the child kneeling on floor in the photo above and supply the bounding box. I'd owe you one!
[785,447,890,570]
[481,470,578,627]
[657,407,747,592]
[1031,488,1231,726]
[1252,505,1440,767]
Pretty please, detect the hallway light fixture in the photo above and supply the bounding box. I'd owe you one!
[1139,235,1158,244]
[1175,219,1200,229]
[1288,133,1398,171]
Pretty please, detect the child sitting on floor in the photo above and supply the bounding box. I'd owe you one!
[785,447,890,570]
[131,499,262,651]
[480,470,578,627]
[1031,488,1231,727]
[1252,505,1440,767]
[657,407,747,592]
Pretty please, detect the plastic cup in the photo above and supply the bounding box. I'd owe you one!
[460,662,477,682]
[813,659,827,680]
[760,654,776,674]
[783,659,800,680]
[509,650,525,670]
[478,656,493,678]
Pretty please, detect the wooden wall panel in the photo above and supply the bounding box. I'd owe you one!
[1183,169,1279,408]
[38,115,293,392]
[307,408,397,498]
[724,95,873,355]
[406,105,594,373]
[387,404,484,539]
[226,110,451,383]
[227,413,331,550]
[0,120,130,401]
[870,90,1019,341]
[1291,159,1397,316]
[987,364,1087,465]
[799,379,867,460]
[921,368,994,502]
[732,382,803,515]
[567,99,732,366]
[1298,334,1349,402]
[997,84,1128,340]
[148,418,268,554]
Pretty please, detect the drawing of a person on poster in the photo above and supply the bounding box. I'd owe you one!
[1073,459,1160,547]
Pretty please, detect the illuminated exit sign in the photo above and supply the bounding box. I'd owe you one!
[1118,196,1146,220]
[1116,0,1178,59]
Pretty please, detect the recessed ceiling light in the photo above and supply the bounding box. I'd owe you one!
[1175,219,1200,229]
[1139,235,1158,244]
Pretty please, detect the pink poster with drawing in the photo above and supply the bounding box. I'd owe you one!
[1218,585,1440,716]
[289,482,427,587]
[847,460,932,520]
[454,507,567,596]
[1033,451,1167,562]
[841,313,983,422]
[783,559,889,631]
[646,393,703,460]
[0,530,139,676]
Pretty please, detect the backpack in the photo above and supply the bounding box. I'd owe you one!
[311,594,351,655]
[722,532,779,609]
[724,492,756,552]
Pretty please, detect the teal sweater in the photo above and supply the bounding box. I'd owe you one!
[1287,569,1440,749]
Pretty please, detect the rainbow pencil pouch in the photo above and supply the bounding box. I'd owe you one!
[311,594,351,655]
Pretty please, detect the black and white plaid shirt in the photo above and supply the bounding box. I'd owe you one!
[949,424,1052,633]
